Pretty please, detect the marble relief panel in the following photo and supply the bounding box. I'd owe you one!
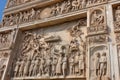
[89,45,110,80]
[12,18,88,79]
[0,30,16,50]
[88,6,108,35]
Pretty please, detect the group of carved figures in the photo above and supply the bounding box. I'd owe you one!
[114,5,120,30]
[8,0,33,7]
[8,0,107,8]
[92,52,107,80]
[0,0,108,28]
[13,23,86,77]
[0,32,10,49]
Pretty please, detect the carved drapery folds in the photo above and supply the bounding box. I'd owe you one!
[12,19,87,79]
[0,51,10,80]
[87,7,107,35]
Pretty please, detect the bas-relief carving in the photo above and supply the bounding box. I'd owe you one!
[0,51,10,80]
[1,0,109,28]
[0,30,16,50]
[87,34,108,45]
[89,45,110,80]
[114,5,120,32]
[7,0,43,8]
[87,6,110,80]
[88,7,107,35]
[12,19,87,78]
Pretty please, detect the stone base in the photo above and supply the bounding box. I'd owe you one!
[13,76,86,80]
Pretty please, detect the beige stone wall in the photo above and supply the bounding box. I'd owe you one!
[0,0,120,80]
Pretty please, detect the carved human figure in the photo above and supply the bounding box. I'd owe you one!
[65,0,72,13]
[14,58,21,77]
[56,53,62,76]
[39,57,45,76]
[115,6,120,21]
[51,57,57,76]
[29,8,36,21]
[81,0,86,8]
[99,52,107,77]
[60,1,67,14]
[78,52,84,76]
[62,54,68,77]
[18,59,25,77]
[36,9,41,20]
[19,12,23,23]
[32,57,39,76]
[29,59,35,76]
[94,52,100,76]
[74,52,79,75]
[46,57,52,76]
[91,11,98,26]
[69,56,75,75]
[23,58,30,76]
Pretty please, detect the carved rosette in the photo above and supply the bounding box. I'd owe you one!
[87,6,108,36]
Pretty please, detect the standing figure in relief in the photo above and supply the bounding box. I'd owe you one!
[60,1,67,14]
[39,57,45,76]
[46,57,52,76]
[94,52,100,76]
[14,58,21,77]
[36,9,41,20]
[56,53,62,76]
[99,52,107,77]
[115,6,120,21]
[69,56,75,75]
[91,11,98,26]
[32,57,39,76]
[81,0,86,8]
[18,59,25,77]
[74,52,79,75]
[65,0,72,13]
[78,52,84,76]
[29,8,36,21]
[29,59,35,76]
[19,12,23,23]
[62,54,68,77]
[56,3,61,15]
[51,57,57,76]
[23,58,30,77]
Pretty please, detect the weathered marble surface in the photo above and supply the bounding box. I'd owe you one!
[0,0,120,80]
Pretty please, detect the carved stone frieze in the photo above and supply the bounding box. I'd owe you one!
[7,0,45,8]
[87,6,108,36]
[0,0,109,28]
